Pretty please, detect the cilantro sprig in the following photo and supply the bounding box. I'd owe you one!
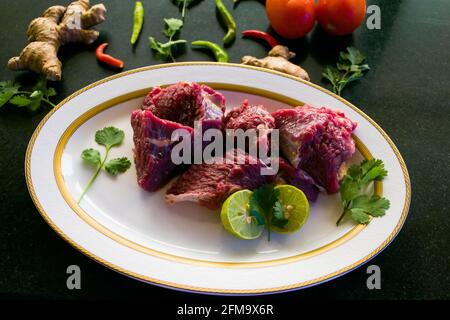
[322,47,370,96]
[0,77,56,111]
[78,127,131,203]
[149,18,186,62]
[249,184,287,241]
[337,159,390,225]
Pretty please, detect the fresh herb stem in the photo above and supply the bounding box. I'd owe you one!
[77,147,110,204]
[78,127,131,204]
[181,0,187,18]
[336,207,349,226]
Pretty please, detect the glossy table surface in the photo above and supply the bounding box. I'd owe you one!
[0,0,448,300]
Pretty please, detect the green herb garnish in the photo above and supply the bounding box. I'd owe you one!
[78,127,131,204]
[337,159,390,225]
[248,184,287,241]
[0,76,56,111]
[322,47,370,96]
[149,18,186,62]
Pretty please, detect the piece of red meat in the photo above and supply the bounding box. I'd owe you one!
[224,100,275,152]
[166,152,275,209]
[131,110,193,191]
[272,105,357,193]
[224,100,275,131]
[131,82,226,192]
[224,102,319,201]
[276,158,319,201]
[143,82,225,130]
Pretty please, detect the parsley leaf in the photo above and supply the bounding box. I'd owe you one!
[105,157,132,175]
[78,127,131,203]
[337,159,390,225]
[95,127,125,149]
[0,77,57,111]
[322,47,370,96]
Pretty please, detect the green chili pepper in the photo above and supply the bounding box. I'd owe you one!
[215,0,236,45]
[191,41,229,63]
[130,1,144,45]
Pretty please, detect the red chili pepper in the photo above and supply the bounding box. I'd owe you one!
[242,30,279,48]
[95,43,124,69]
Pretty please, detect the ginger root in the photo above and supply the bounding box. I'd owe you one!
[8,0,106,81]
[241,45,310,81]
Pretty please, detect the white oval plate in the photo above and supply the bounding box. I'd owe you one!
[26,63,410,295]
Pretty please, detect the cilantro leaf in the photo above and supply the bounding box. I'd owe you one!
[105,157,132,175]
[350,210,370,224]
[351,195,390,217]
[149,37,186,61]
[78,127,131,203]
[322,47,369,96]
[81,148,101,166]
[150,15,187,62]
[95,127,125,149]
[249,184,285,240]
[337,159,390,225]
[9,95,31,107]
[340,47,366,65]
[163,18,183,38]
[0,80,21,108]
[0,77,56,111]
[359,159,388,184]
[272,201,288,229]
[322,66,340,88]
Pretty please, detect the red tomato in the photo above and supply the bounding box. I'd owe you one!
[316,0,367,36]
[266,0,316,39]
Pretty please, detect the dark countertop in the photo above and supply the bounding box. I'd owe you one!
[0,0,449,301]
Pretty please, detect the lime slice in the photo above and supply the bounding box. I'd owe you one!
[271,185,310,234]
[221,190,264,240]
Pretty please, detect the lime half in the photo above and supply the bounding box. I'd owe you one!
[221,190,264,240]
[271,185,310,234]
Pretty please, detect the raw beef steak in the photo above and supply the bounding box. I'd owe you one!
[272,105,357,193]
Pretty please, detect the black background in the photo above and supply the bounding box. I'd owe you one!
[0,0,449,303]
